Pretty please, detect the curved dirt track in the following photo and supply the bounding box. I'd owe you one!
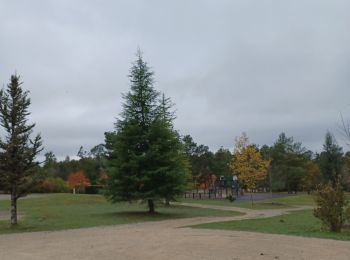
[0,204,349,260]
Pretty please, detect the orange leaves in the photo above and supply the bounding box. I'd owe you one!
[67,171,89,191]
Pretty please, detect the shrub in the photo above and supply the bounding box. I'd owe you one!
[34,177,69,193]
[85,185,103,194]
[227,194,236,202]
[314,181,350,232]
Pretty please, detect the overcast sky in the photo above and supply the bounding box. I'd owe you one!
[1,1,350,159]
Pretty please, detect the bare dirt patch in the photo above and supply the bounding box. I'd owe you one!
[0,204,348,260]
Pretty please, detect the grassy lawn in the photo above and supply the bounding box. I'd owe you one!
[0,194,241,234]
[192,209,350,241]
[184,192,348,209]
[180,198,294,210]
[181,193,350,209]
[180,193,318,209]
[270,194,316,206]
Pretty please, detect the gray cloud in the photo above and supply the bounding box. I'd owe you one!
[1,0,350,159]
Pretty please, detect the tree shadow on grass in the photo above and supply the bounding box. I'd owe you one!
[97,211,185,221]
[237,202,291,209]
[258,202,290,207]
[0,220,35,234]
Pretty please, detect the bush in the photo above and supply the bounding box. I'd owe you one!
[33,177,69,193]
[314,181,350,232]
[85,185,103,194]
[227,194,236,202]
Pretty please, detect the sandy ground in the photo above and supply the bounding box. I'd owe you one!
[0,204,349,260]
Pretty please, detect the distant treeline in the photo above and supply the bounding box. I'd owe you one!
[35,130,350,194]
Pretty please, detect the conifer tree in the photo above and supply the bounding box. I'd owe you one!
[318,132,343,185]
[104,51,189,213]
[0,75,43,225]
[158,93,175,124]
[268,133,309,192]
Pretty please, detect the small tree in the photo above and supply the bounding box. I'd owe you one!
[302,161,321,194]
[0,75,43,225]
[230,133,270,206]
[314,181,350,232]
[68,171,89,194]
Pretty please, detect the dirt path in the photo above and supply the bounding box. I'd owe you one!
[0,203,349,260]
[176,202,314,224]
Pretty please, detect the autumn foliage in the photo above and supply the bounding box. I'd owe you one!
[302,161,321,194]
[230,133,270,205]
[314,181,350,232]
[67,171,89,193]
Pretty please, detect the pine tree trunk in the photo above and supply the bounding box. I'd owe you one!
[250,193,254,208]
[10,191,17,226]
[148,199,155,213]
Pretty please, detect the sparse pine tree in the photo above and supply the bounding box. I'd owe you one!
[317,132,343,185]
[0,74,43,225]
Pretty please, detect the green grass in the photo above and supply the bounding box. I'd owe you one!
[192,209,350,241]
[180,193,325,209]
[270,194,316,206]
[0,194,241,234]
[180,198,293,209]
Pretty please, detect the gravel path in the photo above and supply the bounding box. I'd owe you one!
[0,203,349,260]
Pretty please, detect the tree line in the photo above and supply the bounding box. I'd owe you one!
[1,50,350,224]
[30,128,350,195]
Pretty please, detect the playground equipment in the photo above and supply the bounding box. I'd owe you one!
[184,175,240,200]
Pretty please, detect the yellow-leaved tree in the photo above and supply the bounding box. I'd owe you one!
[230,133,270,206]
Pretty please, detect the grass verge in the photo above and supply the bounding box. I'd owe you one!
[192,209,350,241]
[181,198,292,209]
[0,194,241,234]
[180,193,317,209]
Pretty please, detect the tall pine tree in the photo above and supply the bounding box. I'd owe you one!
[317,131,343,185]
[0,75,43,225]
[104,51,189,213]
